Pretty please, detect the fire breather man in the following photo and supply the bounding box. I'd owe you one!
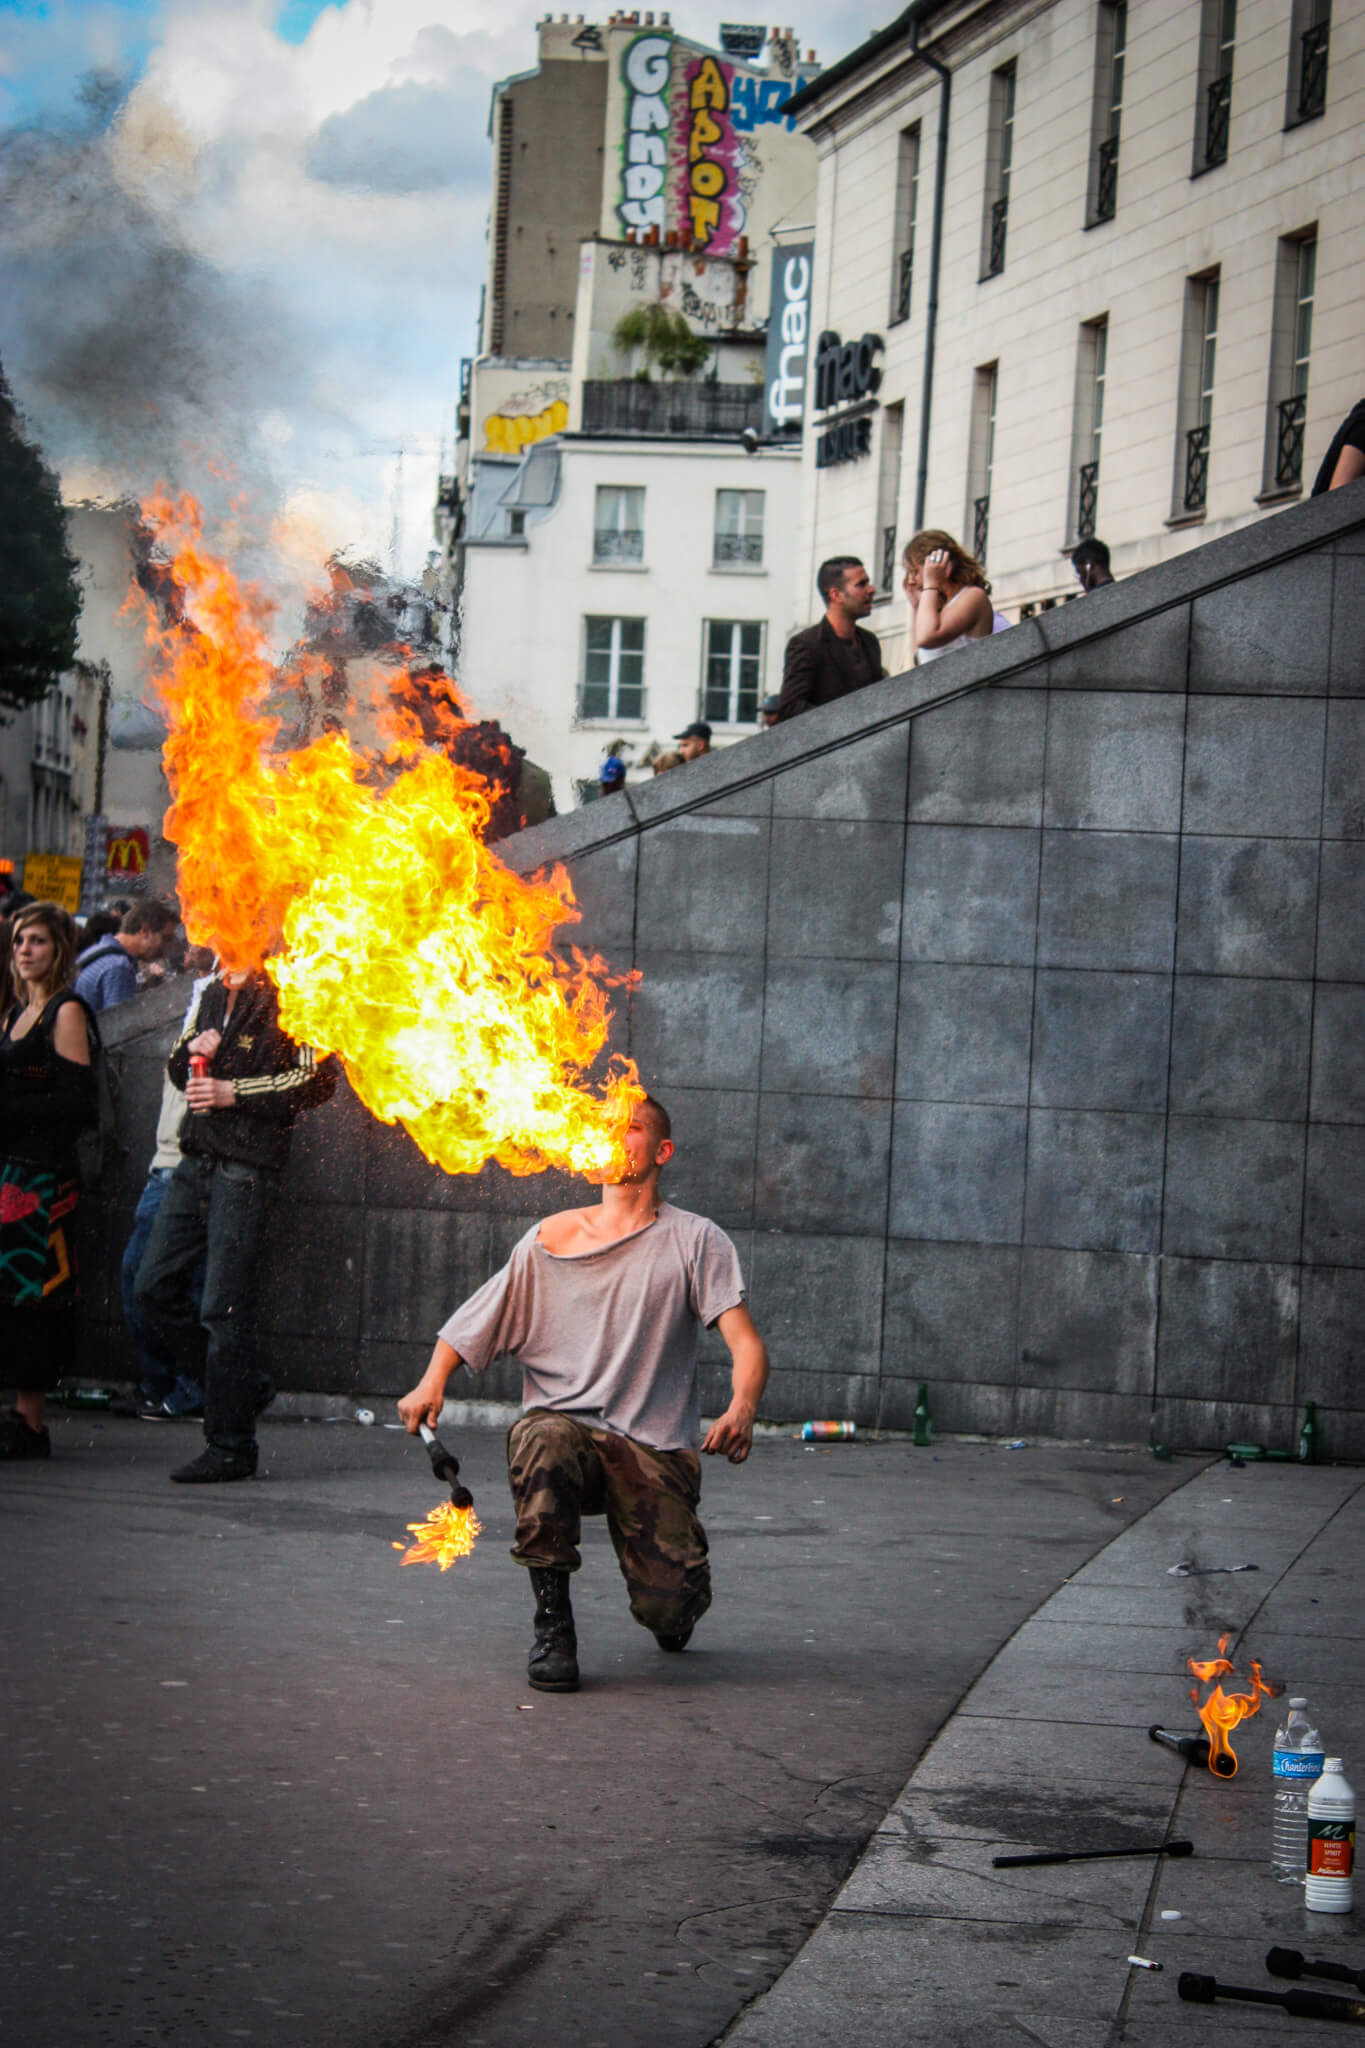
[398,1097,770,1693]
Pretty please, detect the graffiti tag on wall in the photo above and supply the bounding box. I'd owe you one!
[729,74,795,132]
[679,54,738,250]
[619,33,673,236]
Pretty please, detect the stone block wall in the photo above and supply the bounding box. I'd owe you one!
[84,489,1365,1453]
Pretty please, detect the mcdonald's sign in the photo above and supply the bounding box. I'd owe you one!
[106,827,150,877]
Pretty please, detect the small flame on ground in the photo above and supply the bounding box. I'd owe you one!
[1187,1632,1279,1776]
[394,1501,483,1570]
[136,489,641,1180]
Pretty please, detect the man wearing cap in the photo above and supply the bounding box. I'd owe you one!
[598,754,627,798]
[759,695,781,730]
[674,721,711,762]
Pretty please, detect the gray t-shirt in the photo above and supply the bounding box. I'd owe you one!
[436,1203,746,1451]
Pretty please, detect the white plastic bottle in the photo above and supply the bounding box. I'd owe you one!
[1305,1757,1355,1913]
[1271,1697,1324,1884]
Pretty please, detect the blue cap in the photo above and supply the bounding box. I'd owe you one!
[599,755,626,786]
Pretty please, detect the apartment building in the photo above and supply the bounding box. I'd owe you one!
[445,13,821,801]
[786,0,1362,658]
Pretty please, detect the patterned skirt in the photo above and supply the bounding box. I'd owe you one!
[0,1160,79,1392]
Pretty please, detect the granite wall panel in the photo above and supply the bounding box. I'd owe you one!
[72,495,1365,1454]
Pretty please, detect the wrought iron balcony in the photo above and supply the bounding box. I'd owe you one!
[581,380,766,438]
[1204,73,1231,166]
[1276,394,1307,490]
[593,529,644,563]
[1298,20,1329,120]
[714,532,764,566]
[1076,461,1099,541]
[881,523,898,593]
[1094,135,1119,222]
[972,495,990,565]
[985,196,1008,278]
[1184,424,1210,514]
[895,244,914,322]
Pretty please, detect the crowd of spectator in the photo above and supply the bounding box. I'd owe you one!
[0,887,336,1474]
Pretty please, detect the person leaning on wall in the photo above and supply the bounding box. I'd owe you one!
[1312,398,1365,494]
[902,530,1012,666]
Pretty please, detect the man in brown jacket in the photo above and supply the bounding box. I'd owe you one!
[777,556,887,720]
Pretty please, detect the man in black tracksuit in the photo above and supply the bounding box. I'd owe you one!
[135,967,338,1483]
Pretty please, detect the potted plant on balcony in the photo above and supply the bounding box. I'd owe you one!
[611,304,712,381]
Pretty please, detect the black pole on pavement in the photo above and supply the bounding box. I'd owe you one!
[1180,1972,1365,2023]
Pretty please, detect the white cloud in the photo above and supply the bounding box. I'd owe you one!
[2,0,884,592]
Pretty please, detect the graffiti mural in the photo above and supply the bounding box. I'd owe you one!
[615,29,812,255]
[679,53,738,251]
[482,377,570,456]
[619,33,673,237]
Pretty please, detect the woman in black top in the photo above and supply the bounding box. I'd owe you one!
[1,901,96,1459]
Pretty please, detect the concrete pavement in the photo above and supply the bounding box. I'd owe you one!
[5,1413,1193,2048]
[724,1459,1365,2047]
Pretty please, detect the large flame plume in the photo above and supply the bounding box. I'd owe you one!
[138,492,640,1178]
[1187,1634,1278,1777]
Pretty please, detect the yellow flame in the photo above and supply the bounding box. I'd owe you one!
[397,1500,483,1570]
[138,489,640,1178]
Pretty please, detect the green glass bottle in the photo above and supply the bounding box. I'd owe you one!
[1299,1401,1319,1465]
[912,1383,933,1447]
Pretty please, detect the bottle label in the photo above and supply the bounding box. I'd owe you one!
[1308,1818,1355,1878]
[1274,1750,1325,1778]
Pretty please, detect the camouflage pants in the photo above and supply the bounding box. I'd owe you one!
[506,1408,712,1638]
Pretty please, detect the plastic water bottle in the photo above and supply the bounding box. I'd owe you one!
[1305,1757,1355,1913]
[1271,1697,1324,1884]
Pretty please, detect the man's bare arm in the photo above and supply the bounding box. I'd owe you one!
[1329,443,1365,491]
[701,1303,770,1463]
[397,1338,462,1431]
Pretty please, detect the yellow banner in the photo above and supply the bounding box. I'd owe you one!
[22,854,84,914]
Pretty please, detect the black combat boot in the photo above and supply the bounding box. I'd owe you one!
[527,1566,579,1693]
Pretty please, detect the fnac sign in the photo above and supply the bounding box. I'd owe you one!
[107,826,149,877]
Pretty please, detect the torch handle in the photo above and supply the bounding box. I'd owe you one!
[992,1840,1192,1868]
[1269,1949,1365,1994]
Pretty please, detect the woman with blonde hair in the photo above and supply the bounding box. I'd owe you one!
[1,901,96,1459]
[903,529,1011,665]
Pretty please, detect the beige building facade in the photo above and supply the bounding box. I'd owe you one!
[789,0,1363,662]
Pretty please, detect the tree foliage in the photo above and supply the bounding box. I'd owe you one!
[0,367,83,710]
[612,303,712,381]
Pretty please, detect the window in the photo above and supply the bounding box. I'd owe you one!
[507,509,525,537]
[1262,231,1316,494]
[1174,273,1219,517]
[980,63,1015,280]
[1193,0,1236,171]
[703,621,764,725]
[1087,2,1127,224]
[965,369,996,566]
[1067,319,1107,543]
[581,617,645,719]
[890,125,921,324]
[714,489,764,566]
[1286,0,1330,126]
[593,485,644,563]
[876,403,904,592]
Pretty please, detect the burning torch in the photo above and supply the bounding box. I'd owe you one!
[394,1426,482,1570]
[189,1052,210,1111]
[419,1422,474,1511]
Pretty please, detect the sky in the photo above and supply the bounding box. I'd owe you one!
[0,0,884,594]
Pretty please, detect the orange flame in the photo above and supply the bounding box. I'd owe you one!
[1187,1633,1278,1776]
[394,1500,483,1570]
[138,491,641,1178]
